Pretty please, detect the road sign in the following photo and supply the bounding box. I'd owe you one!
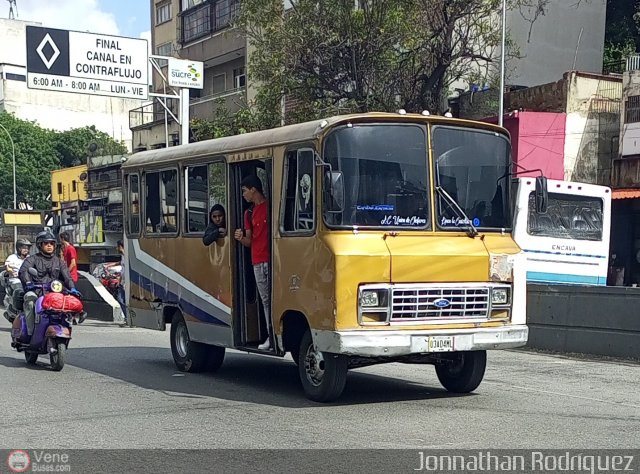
[167,58,204,89]
[26,26,148,100]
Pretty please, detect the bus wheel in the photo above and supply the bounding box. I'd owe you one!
[170,313,208,373]
[298,329,348,402]
[207,345,225,373]
[435,350,487,393]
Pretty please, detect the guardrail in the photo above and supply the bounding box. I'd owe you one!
[526,284,640,358]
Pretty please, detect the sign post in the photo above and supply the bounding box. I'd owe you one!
[26,26,148,100]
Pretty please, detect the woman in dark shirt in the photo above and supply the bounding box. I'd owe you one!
[202,204,227,246]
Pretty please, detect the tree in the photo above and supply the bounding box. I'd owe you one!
[0,112,59,210]
[604,0,640,70]
[0,112,128,210]
[55,126,128,168]
[237,0,551,127]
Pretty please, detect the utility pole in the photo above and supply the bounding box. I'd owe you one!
[498,0,507,127]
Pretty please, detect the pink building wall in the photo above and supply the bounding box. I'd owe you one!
[485,111,566,180]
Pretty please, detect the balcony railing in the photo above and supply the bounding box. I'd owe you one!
[179,0,240,45]
[627,55,640,72]
[129,99,179,130]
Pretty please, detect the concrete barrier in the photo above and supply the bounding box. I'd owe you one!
[77,271,125,324]
[526,284,640,359]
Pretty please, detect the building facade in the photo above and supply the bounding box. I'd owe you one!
[0,19,144,151]
[131,0,247,150]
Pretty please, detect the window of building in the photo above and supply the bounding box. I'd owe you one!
[184,162,226,233]
[233,67,246,89]
[182,0,204,10]
[57,182,63,195]
[282,148,315,233]
[127,174,141,235]
[182,3,210,42]
[155,42,173,67]
[72,180,77,193]
[145,170,178,234]
[215,0,240,30]
[213,73,226,94]
[5,73,26,82]
[155,2,172,25]
[625,95,640,124]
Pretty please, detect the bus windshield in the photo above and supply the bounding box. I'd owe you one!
[323,123,429,229]
[433,126,511,231]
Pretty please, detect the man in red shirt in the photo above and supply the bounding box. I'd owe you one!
[59,232,78,283]
[234,175,271,350]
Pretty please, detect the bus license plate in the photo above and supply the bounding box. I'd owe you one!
[428,336,455,352]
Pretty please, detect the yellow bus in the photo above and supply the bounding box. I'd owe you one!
[122,112,528,402]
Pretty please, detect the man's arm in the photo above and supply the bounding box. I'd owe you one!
[68,246,77,272]
[18,257,34,287]
[58,260,75,290]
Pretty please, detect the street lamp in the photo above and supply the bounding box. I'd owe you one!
[498,0,507,127]
[0,122,18,241]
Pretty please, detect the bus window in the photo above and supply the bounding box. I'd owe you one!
[282,148,315,233]
[185,165,208,233]
[145,169,178,234]
[527,192,603,241]
[208,162,226,210]
[127,174,140,235]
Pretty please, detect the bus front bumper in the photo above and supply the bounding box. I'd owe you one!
[313,325,529,357]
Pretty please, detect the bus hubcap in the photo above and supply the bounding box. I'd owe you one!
[176,324,189,358]
[304,344,325,386]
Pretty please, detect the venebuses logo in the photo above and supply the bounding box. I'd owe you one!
[7,450,31,473]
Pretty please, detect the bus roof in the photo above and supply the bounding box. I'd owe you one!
[122,112,507,170]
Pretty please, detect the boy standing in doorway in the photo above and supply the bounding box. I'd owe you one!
[234,175,271,350]
[59,232,78,283]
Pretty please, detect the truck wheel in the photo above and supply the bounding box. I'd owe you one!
[298,329,348,402]
[435,350,487,393]
[170,313,208,373]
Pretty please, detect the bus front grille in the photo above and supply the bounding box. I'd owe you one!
[390,287,490,321]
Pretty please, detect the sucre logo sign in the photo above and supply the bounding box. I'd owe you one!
[168,57,204,89]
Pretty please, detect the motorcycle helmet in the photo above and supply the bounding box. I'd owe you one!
[15,238,32,253]
[35,230,57,252]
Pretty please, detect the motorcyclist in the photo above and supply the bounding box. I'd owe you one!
[19,230,82,337]
[5,238,32,284]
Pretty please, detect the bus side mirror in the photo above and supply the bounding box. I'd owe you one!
[324,170,345,213]
[535,176,548,214]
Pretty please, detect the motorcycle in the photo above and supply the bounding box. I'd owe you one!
[92,263,121,299]
[0,270,23,324]
[10,268,84,371]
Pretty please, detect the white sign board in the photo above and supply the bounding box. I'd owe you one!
[168,58,204,89]
[26,26,148,100]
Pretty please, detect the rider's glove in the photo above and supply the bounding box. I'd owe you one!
[69,288,82,298]
[25,283,36,292]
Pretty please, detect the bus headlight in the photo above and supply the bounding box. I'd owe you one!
[491,287,510,305]
[359,289,389,308]
[489,253,515,282]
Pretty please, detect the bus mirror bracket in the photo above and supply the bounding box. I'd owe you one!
[535,176,548,214]
[315,152,344,213]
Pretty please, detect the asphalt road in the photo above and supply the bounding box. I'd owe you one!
[0,317,639,450]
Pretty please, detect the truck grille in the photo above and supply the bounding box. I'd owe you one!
[391,287,490,321]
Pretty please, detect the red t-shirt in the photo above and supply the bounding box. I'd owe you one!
[244,201,269,265]
[63,244,78,282]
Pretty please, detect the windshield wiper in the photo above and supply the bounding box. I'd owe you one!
[435,185,479,238]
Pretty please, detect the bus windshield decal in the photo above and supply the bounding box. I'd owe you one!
[381,215,427,226]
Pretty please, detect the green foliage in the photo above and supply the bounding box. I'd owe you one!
[190,99,260,141]
[0,112,127,210]
[235,0,543,125]
[603,0,640,70]
[54,126,127,168]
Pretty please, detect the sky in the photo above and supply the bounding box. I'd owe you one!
[8,0,151,40]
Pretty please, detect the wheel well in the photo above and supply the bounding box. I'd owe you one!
[163,306,180,325]
[281,311,309,352]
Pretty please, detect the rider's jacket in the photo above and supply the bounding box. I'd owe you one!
[19,252,75,291]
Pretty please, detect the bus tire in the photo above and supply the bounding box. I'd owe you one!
[435,350,487,393]
[298,329,348,402]
[207,345,225,373]
[170,313,208,373]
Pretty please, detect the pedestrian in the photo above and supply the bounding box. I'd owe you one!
[59,232,78,283]
[202,204,227,246]
[115,239,127,324]
[234,175,271,350]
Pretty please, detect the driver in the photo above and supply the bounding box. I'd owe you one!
[19,230,81,337]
